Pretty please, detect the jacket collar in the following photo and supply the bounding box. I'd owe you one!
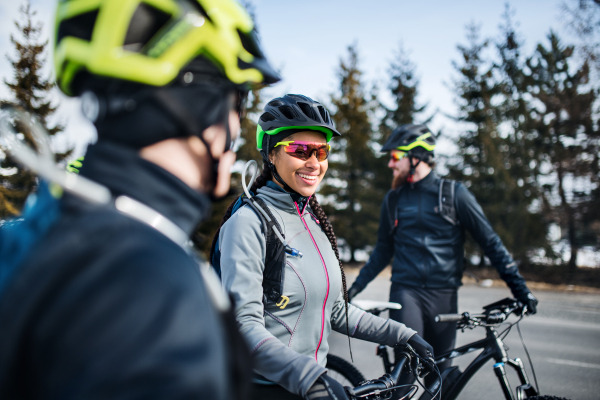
[403,170,436,190]
[79,140,211,235]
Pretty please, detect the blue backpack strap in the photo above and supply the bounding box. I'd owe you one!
[0,181,61,297]
[439,179,459,226]
[211,193,251,278]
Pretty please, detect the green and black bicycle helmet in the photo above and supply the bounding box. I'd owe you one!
[257,94,340,153]
[55,0,280,96]
[381,124,436,163]
[256,94,340,192]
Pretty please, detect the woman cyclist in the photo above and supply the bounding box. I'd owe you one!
[211,94,433,400]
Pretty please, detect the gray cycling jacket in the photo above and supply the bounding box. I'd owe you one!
[219,184,416,397]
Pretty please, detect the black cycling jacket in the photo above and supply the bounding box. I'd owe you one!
[352,172,530,297]
[0,141,245,399]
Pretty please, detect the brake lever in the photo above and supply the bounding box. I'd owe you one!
[417,356,437,378]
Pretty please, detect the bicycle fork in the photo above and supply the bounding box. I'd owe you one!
[493,356,538,399]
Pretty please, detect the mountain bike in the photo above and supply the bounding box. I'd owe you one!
[328,298,569,400]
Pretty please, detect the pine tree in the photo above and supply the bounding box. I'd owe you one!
[561,0,600,75]
[321,44,383,262]
[372,43,429,227]
[0,2,69,218]
[379,43,428,143]
[524,32,598,270]
[447,23,513,266]
[494,6,553,264]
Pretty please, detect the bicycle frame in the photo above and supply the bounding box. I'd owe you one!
[375,326,538,400]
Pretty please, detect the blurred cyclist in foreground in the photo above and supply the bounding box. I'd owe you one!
[0,0,278,399]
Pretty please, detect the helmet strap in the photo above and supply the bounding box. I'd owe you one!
[261,135,300,195]
[407,155,421,187]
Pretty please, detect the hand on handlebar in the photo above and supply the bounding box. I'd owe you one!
[516,292,538,315]
[347,285,360,302]
[407,334,434,361]
[306,373,349,400]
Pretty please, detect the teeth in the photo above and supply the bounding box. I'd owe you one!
[298,173,317,181]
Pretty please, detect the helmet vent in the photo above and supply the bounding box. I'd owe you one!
[288,94,311,102]
[267,100,284,107]
[56,10,99,43]
[278,106,296,120]
[237,29,264,57]
[298,102,319,121]
[260,112,276,122]
[124,3,172,51]
[317,106,329,124]
[188,0,213,24]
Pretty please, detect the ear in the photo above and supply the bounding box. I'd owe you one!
[269,147,280,164]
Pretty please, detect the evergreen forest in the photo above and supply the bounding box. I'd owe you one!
[1,1,599,276]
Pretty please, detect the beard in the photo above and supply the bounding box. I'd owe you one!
[391,169,409,189]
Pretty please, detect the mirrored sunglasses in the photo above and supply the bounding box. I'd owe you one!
[390,150,408,161]
[275,141,331,161]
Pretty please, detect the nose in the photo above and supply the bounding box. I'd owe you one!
[388,157,395,169]
[306,151,320,168]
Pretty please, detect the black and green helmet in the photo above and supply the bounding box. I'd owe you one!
[381,124,436,162]
[256,94,340,156]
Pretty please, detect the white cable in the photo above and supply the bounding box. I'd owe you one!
[242,159,258,199]
[0,107,111,204]
[240,159,297,253]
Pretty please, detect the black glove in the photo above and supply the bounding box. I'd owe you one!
[306,373,349,400]
[517,292,538,315]
[407,334,434,360]
[347,285,360,302]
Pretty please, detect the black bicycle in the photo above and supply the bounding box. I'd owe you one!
[328,298,569,400]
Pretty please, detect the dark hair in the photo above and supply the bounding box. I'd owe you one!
[210,148,351,349]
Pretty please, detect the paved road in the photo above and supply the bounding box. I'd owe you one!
[329,271,600,400]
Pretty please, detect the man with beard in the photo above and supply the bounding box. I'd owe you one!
[347,124,538,382]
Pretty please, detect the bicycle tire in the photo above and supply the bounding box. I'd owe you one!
[526,396,570,400]
[326,355,366,387]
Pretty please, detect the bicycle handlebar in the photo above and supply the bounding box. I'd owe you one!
[435,298,524,327]
[347,351,411,398]
[347,347,438,399]
[434,313,464,323]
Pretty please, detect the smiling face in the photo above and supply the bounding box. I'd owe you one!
[270,130,328,197]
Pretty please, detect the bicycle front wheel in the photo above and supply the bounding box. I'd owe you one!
[326,355,366,387]
[526,396,570,400]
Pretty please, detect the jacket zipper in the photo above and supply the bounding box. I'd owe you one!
[294,201,329,362]
[418,189,428,286]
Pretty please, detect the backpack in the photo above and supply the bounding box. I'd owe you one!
[212,194,288,305]
[387,178,459,234]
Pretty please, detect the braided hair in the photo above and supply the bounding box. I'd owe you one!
[210,147,352,356]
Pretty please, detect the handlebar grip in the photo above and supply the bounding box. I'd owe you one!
[435,314,464,323]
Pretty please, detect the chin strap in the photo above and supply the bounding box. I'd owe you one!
[407,155,421,188]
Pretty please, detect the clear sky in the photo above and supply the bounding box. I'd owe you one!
[0,0,578,157]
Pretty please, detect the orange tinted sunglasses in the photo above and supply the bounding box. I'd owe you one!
[390,150,408,161]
